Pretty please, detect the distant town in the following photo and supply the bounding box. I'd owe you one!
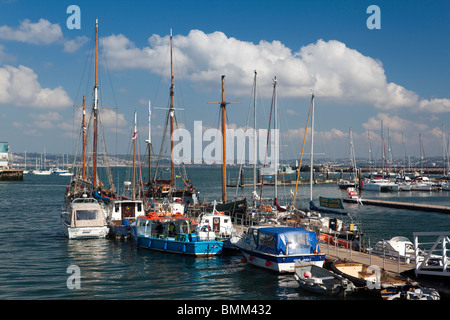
[11,152,450,175]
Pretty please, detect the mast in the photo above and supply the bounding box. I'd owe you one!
[82,96,86,180]
[145,101,152,183]
[253,71,257,195]
[273,77,278,200]
[169,29,175,190]
[132,111,137,200]
[93,18,99,189]
[310,93,315,202]
[208,76,240,202]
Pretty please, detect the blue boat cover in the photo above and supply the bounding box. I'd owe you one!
[256,227,318,256]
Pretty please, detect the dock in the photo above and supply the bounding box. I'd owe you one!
[343,198,450,214]
[322,241,450,297]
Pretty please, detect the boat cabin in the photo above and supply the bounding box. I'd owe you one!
[134,214,195,240]
[247,226,320,256]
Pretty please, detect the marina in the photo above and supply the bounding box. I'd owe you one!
[0,168,449,302]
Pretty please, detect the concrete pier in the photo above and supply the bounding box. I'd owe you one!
[343,198,450,214]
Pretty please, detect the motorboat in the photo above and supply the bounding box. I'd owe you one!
[108,198,146,238]
[197,204,238,251]
[131,213,223,257]
[61,196,109,239]
[372,236,415,263]
[231,225,325,273]
[294,262,355,296]
[330,259,418,298]
[361,177,399,192]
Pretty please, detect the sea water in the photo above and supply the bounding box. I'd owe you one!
[0,167,448,300]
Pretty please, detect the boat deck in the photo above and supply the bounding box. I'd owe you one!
[323,244,450,297]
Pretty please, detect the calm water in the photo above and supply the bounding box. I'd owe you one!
[0,167,449,300]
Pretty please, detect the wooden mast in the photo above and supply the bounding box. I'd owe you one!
[93,18,99,189]
[169,29,175,190]
[82,96,86,180]
[132,111,137,200]
[209,75,240,202]
[145,101,152,183]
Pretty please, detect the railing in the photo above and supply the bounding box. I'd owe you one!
[413,231,450,277]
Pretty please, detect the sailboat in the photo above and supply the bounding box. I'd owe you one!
[291,94,361,250]
[108,111,146,238]
[61,19,115,239]
[207,75,248,217]
[144,30,200,206]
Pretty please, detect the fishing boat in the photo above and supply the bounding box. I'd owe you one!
[131,213,223,257]
[330,259,418,297]
[231,225,325,273]
[107,111,146,238]
[197,201,238,252]
[294,262,355,296]
[60,196,109,239]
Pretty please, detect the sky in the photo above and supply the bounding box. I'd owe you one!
[0,0,449,164]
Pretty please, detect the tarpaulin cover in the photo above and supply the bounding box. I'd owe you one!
[256,227,318,255]
[71,203,105,227]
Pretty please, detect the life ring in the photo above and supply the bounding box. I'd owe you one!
[262,206,272,212]
[217,211,224,215]
[176,198,183,203]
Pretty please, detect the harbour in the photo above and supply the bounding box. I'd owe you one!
[1,168,449,302]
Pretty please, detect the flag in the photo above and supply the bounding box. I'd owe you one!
[131,131,137,140]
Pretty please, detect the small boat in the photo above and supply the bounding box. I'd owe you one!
[330,259,418,297]
[231,226,325,273]
[361,177,399,192]
[60,196,109,239]
[381,286,440,300]
[372,236,415,263]
[294,262,355,296]
[197,202,238,252]
[108,198,146,238]
[131,213,223,257]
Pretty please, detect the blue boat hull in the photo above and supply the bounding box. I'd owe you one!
[134,234,223,257]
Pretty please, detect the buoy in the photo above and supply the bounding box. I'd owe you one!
[241,257,247,263]
[265,261,271,267]
[304,271,312,278]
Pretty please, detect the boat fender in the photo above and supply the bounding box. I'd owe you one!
[176,198,183,203]
[265,261,271,267]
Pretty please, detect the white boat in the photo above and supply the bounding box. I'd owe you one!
[372,236,415,263]
[294,262,355,296]
[197,202,238,251]
[410,177,438,191]
[361,177,399,192]
[61,196,109,239]
[109,198,145,238]
[231,225,325,273]
[33,169,52,175]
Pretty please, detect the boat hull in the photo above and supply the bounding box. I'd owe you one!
[61,218,108,239]
[239,248,325,273]
[133,234,223,257]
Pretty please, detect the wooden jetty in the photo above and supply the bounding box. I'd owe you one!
[343,198,450,214]
[0,168,23,181]
[323,244,450,297]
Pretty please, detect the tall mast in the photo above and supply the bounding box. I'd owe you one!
[145,101,152,183]
[93,18,99,189]
[82,95,86,180]
[253,71,257,194]
[310,93,315,202]
[208,76,240,202]
[273,77,278,200]
[169,29,175,189]
[132,111,137,200]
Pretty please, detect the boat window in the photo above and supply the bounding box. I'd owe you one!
[76,209,98,221]
[115,204,119,212]
[137,203,142,212]
[286,233,310,251]
[258,233,275,250]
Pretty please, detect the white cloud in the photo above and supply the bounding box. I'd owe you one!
[0,18,62,44]
[101,29,450,114]
[0,19,87,52]
[0,65,72,108]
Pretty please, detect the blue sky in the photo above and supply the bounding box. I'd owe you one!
[0,0,449,164]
